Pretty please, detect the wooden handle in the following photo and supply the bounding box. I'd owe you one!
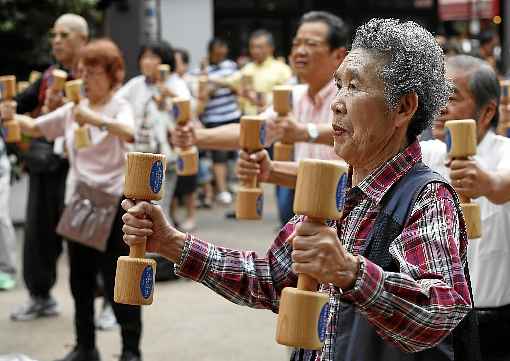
[51,69,68,92]
[173,98,191,125]
[242,174,257,189]
[65,79,83,104]
[129,241,146,258]
[297,274,318,291]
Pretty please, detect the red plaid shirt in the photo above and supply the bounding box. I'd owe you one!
[175,141,471,360]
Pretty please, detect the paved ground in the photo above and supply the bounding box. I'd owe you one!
[0,183,291,361]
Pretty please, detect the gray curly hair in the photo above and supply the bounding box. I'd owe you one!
[352,18,452,141]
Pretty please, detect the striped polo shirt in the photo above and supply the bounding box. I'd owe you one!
[196,59,241,125]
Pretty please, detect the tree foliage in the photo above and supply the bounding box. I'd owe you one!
[0,0,102,80]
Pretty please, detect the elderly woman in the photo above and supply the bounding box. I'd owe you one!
[15,39,142,361]
[121,19,480,361]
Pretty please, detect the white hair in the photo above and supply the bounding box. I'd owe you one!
[54,13,89,38]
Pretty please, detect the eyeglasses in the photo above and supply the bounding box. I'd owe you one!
[81,66,106,77]
[49,31,70,40]
[291,38,328,50]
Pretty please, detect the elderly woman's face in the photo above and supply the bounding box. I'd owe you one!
[331,49,396,168]
[82,63,111,102]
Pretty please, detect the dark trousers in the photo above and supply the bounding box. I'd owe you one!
[23,161,68,298]
[67,203,141,354]
[476,305,510,361]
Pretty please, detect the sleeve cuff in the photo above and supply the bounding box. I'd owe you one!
[174,233,212,282]
[341,256,387,312]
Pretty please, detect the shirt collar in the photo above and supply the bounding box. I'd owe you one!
[350,140,422,204]
[477,128,495,155]
[306,80,336,108]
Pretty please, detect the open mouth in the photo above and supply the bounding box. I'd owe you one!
[332,123,347,136]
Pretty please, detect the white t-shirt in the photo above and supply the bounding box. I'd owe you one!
[421,130,510,307]
[116,74,191,160]
[36,97,134,198]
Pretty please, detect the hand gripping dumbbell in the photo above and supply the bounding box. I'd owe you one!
[114,152,166,305]
[444,119,482,239]
[498,80,510,137]
[173,97,199,175]
[276,159,348,350]
[0,75,21,143]
[235,115,266,220]
[273,85,294,161]
[65,79,91,149]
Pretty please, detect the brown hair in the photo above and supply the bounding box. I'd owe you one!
[79,38,125,88]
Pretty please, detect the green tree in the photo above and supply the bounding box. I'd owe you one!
[0,0,103,80]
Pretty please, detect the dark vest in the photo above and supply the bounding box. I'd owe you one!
[331,162,481,361]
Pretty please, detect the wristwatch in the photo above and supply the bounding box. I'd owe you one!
[307,123,319,143]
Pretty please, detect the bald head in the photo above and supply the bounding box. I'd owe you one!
[54,13,89,38]
[51,14,89,70]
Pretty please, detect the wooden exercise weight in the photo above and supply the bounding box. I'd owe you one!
[444,119,482,239]
[173,97,198,175]
[0,75,21,143]
[114,152,166,305]
[51,69,68,92]
[276,159,348,350]
[65,79,91,149]
[158,64,170,82]
[273,85,294,161]
[235,115,265,220]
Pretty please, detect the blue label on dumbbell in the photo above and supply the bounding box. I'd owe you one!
[256,194,264,216]
[445,128,452,153]
[507,128,510,138]
[317,303,330,342]
[177,156,184,172]
[335,174,347,211]
[172,104,180,120]
[503,85,509,97]
[288,92,293,109]
[140,266,154,299]
[149,160,164,194]
[0,82,4,100]
[259,122,266,146]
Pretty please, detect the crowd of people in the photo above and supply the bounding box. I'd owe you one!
[1,8,510,361]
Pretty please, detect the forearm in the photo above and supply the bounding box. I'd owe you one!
[175,223,298,312]
[486,170,510,204]
[266,161,298,188]
[102,118,134,143]
[196,123,241,150]
[315,124,334,146]
[15,114,43,138]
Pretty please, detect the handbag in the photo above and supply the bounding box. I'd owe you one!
[23,138,63,174]
[56,181,120,252]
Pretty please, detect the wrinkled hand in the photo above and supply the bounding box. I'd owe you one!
[44,88,65,112]
[171,124,196,148]
[237,149,272,183]
[121,199,185,260]
[73,104,100,127]
[0,100,17,121]
[448,158,492,199]
[287,220,359,290]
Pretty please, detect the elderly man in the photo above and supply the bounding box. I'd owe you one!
[123,19,477,361]
[11,13,88,321]
[175,11,348,224]
[421,55,510,361]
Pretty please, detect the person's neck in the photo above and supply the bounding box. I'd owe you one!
[89,92,112,107]
[307,74,331,99]
[255,56,270,65]
[351,136,409,186]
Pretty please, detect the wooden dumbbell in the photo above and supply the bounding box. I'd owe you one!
[235,116,266,220]
[0,75,21,143]
[51,69,68,92]
[65,79,91,149]
[276,159,348,349]
[29,70,41,84]
[158,64,170,82]
[114,152,166,305]
[17,81,30,94]
[444,119,481,239]
[273,85,294,161]
[173,98,198,175]
[500,80,510,106]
